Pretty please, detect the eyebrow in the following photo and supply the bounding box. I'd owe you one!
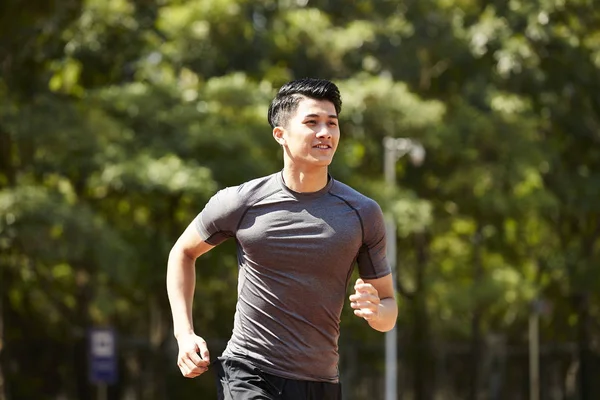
[303,113,338,119]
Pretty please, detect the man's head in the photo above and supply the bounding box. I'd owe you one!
[268,78,342,129]
[270,78,343,170]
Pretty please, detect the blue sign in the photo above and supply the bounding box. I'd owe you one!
[88,327,118,384]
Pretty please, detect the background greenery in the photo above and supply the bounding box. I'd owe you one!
[1,0,599,399]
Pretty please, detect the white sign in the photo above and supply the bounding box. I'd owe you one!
[91,330,115,357]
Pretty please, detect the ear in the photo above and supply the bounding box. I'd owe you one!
[272,126,286,146]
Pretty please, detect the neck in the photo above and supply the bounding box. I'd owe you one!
[282,164,329,193]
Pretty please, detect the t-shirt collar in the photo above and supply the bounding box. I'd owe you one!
[276,170,334,199]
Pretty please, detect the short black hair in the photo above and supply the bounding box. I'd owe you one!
[267,78,342,128]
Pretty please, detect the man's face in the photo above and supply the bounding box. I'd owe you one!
[275,97,340,169]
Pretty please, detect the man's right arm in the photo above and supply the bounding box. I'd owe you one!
[166,220,215,378]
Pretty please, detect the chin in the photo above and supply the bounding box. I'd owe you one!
[313,159,333,167]
[294,155,335,168]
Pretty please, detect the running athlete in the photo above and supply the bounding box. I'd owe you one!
[166,78,397,399]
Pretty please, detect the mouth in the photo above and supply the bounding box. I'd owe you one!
[313,144,332,149]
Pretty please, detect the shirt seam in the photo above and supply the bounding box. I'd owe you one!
[328,191,380,278]
[234,187,283,232]
[327,192,365,243]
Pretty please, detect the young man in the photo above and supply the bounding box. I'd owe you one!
[167,78,397,399]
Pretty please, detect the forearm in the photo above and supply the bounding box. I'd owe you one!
[368,297,398,332]
[166,249,197,339]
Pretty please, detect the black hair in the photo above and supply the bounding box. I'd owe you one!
[267,78,342,128]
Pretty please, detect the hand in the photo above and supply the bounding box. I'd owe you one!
[176,333,210,378]
[349,278,381,321]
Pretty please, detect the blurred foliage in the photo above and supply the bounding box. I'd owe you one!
[1,0,599,399]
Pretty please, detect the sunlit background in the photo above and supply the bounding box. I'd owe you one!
[1,0,599,399]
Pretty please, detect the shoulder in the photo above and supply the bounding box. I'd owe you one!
[329,179,382,215]
[219,172,281,207]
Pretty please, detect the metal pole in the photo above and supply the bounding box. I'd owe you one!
[97,384,107,400]
[384,219,398,400]
[382,136,424,400]
[384,138,398,400]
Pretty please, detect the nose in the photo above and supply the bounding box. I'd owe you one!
[316,123,333,139]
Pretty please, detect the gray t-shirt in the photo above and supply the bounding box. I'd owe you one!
[195,171,390,382]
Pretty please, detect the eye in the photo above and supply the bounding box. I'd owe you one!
[305,120,317,125]
[328,121,338,127]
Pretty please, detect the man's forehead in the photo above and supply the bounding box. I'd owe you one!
[295,97,337,116]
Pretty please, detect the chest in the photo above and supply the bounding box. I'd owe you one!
[236,199,363,274]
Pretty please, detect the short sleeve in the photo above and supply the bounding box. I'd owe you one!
[356,200,391,279]
[194,187,244,245]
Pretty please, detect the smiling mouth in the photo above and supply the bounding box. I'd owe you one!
[313,145,332,149]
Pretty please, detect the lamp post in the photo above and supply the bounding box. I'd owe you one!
[529,298,551,400]
[382,137,425,400]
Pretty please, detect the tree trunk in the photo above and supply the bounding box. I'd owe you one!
[470,227,483,400]
[73,268,94,400]
[413,232,432,400]
[147,295,169,400]
[0,124,16,400]
[575,292,590,400]
[0,289,7,400]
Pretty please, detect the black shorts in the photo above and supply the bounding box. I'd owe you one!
[213,356,342,400]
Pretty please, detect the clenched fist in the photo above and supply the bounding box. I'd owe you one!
[349,278,381,321]
[176,333,210,378]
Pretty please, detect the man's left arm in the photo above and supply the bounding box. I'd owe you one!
[350,273,397,332]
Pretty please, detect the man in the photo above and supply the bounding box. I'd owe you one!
[167,78,397,399]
